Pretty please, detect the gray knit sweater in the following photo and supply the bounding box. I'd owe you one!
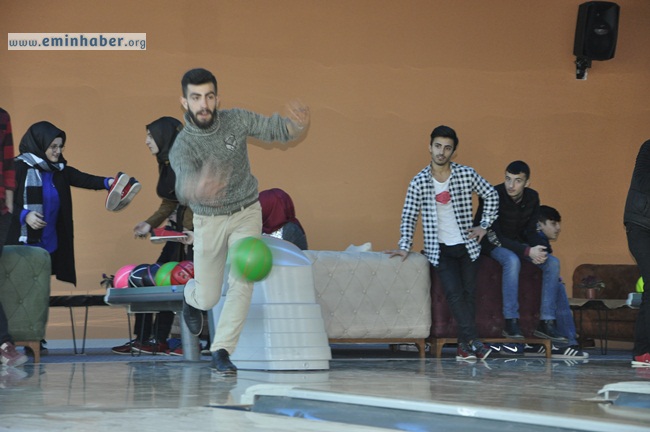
[169,109,295,216]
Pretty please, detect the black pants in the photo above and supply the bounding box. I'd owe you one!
[132,238,195,342]
[0,211,12,345]
[133,311,174,342]
[626,224,650,356]
[435,244,479,344]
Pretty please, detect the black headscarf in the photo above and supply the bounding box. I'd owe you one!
[146,117,182,200]
[19,121,68,170]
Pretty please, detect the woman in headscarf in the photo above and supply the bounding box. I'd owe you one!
[259,188,307,250]
[113,117,194,356]
[7,121,137,285]
[133,116,193,250]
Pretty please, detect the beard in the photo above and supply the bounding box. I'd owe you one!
[188,107,217,129]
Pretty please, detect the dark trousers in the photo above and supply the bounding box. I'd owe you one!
[435,244,479,344]
[133,311,174,342]
[626,224,650,356]
[0,303,10,345]
[132,239,194,342]
[0,211,12,344]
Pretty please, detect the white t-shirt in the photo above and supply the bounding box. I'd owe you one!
[433,176,463,246]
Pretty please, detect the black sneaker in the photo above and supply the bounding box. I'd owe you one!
[524,343,546,357]
[182,298,203,336]
[211,349,237,374]
[533,320,569,343]
[502,318,524,339]
[499,343,525,357]
[551,345,589,359]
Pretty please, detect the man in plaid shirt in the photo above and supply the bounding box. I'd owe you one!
[387,125,498,361]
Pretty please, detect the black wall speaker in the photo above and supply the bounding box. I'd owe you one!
[573,1,620,61]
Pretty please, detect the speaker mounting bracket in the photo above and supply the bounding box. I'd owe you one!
[575,56,592,80]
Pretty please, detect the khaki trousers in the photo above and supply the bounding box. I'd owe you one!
[184,201,262,354]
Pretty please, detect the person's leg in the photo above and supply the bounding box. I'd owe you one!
[184,213,231,310]
[211,202,263,354]
[436,244,475,344]
[489,247,521,319]
[554,281,578,346]
[458,251,479,342]
[533,255,568,343]
[537,255,560,320]
[155,311,175,342]
[139,313,153,341]
[626,224,650,357]
[0,302,11,345]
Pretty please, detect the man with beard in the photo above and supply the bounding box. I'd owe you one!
[386,125,498,362]
[169,68,309,373]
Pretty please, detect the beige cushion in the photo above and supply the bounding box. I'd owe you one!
[304,251,431,339]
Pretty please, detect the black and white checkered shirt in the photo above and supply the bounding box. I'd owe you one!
[398,162,498,266]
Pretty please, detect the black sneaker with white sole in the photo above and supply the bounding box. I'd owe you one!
[551,345,589,359]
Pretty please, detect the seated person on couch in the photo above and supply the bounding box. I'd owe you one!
[386,125,498,362]
[476,161,568,344]
[259,188,308,250]
[530,205,588,359]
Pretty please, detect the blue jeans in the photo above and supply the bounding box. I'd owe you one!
[490,247,561,321]
[436,244,479,344]
[555,281,578,346]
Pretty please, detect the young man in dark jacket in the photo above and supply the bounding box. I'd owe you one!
[477,161,568,344]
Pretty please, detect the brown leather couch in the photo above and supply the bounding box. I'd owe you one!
[429,255,549,356]
[571,264,639,342]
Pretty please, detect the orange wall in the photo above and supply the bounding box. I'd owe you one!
[2,1,650,340]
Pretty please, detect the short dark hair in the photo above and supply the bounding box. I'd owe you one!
[539,205,561,223]
[506,160,530,179]
[430,125,459,150]
[181,68,217,97]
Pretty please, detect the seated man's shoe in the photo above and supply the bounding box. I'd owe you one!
[211,349,237,374]
[524,343,547,357]
[182,298,203,336]
[502,318,524,339]
[533,320,568,343]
